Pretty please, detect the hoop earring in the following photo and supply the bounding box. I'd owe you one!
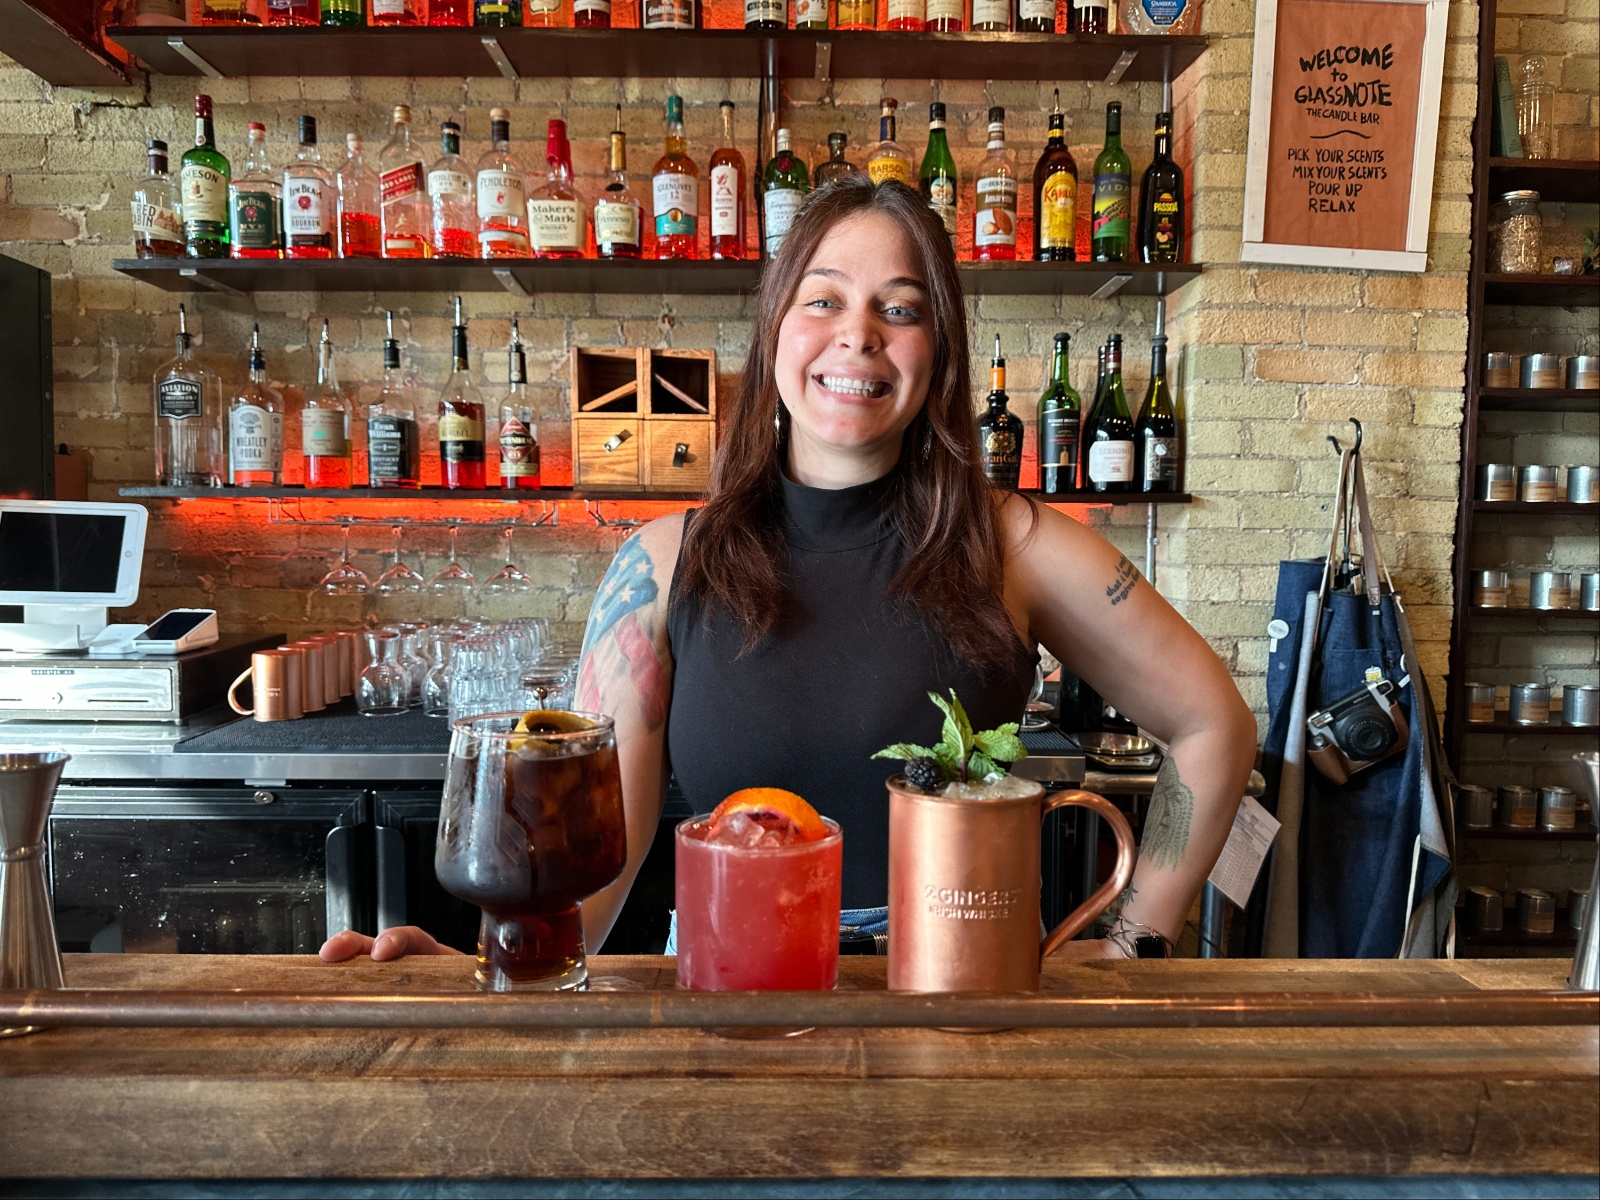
[774,400,784,439]
[920,423,933,464]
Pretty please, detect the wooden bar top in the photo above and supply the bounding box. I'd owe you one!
[1,955,1595,1181]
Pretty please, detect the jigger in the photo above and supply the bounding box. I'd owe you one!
[0,751,69,1037]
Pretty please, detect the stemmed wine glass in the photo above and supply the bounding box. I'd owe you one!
[376,525,426,595]
[318,522,370,596]
[429,524,476,597]
[480,526,534,596]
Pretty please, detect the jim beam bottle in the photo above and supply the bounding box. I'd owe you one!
[977,335,1023,490]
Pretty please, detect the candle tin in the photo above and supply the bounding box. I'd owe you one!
[1472,570,1511,607]
[1570,888,1592,934]
[1567,464,1598,505]
[1516,888,1556,935]
[1497,784,1538,828]
[1561,684,1599,727]
[1537,785,1578,831]
[1482,352,1517,388]
[1520,353,1563,389]
[1518,465,1560,503]
[1464,682,1498,724]
[1457,784,1496,830]
[1568,355,1599,390]
[1582,573,1600,612]
[1475,463,1518,502]
[1529,570,1573,610]
[1509,683,1551,726]
[1466,886,1504,934]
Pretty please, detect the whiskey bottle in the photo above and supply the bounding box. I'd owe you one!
[1031,91,1077,262]
[498,320,541,491]
[887,0,925,30]
[1037,332,1081,495]
[131,139,184,259]
[529,119,586,259]
[972,0,1010,30]
[1091,102,1132,264]
[652,95,699,260]
[1137,111,1184,265]
[814,133,860,188]
[1134,333,1180,493]
[919,103,958,241]
[761,128,809,261]
[428,121,476,258]
[642,0,696,27]
[476,108,530,258]
[336,133,381,258]
[265,0,318,24]
[1017,0,1053,30]
[370,0,423,23]
[744,0,783,28]
[594,108,642,260]
[230,123,282,260]
[180,94,230,259]
[574,0,609,26]
[837,0,873,27]
[378,105,429,260]
[972,106,1017,261]
[228,325,285,488]
[1067,0,1108,32]
[977,336,1023,490]
[926,0,963,31]
[867,99,912,186]
[708,100,747,261]
[439,297,487,489]
[303,320,353,488]
[367,311,420,489]
[284,115,336,260]
[1084,334,1134,494]
[153,304,223,487]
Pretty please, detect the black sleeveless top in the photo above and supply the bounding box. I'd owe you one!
[666,471,1038,908]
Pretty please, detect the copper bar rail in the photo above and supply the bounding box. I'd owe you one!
[0,988,1593,1031]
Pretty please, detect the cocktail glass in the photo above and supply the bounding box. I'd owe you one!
[428,524,476,596]
[480,526,535,595]
[375,525,425,595]
[317,523,370,596]
[435,711,628,992]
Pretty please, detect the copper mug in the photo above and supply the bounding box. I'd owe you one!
[887,778,1137,993]
[227,649,304,722]
[282,640,328,713]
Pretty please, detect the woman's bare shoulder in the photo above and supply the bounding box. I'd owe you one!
[995,491,1093,559]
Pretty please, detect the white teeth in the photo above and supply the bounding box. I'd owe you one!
[818,375,887,397]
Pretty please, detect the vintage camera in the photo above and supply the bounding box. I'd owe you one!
[1306,676,1409,785]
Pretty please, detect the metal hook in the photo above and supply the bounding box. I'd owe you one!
[1326,435,1343,455]
[1348,417,1363,454]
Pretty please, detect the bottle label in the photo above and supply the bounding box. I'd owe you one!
[367,414,418,484]
[179,163,228,226]
[1142,0,1186,25]
[1143,436,1179,485]
[373,0,406,12]
[1040,410,1080,468]
[231,189,282,248]
[476,170,526,219]
[1039,170,1076,248]
[983,427,1022,469]
[595,200,640,248]
[229,404,277,473]
[381,162,423,204]
[529,198,584,250]
[795,0,826,24]
[972,0,1009,23]
[1073,0,1108,8]
[440,411,486,461]
[709,163,741,239]
[1088,440,1134,484]
[1018,0,1053,18]
[1148,188,1181,259]
[428,169,471,199]
[498,417,540,477]
[867,156,911,186]
[285,177,330,238]
[745,0,784,20]
[653,173,698,237]
[763,187,805,258]
[888,0,925,21]
[643,0,693,27]
[1093,173,1131,244]
[157,378,203,420]
[926,0,962,19]
[133,199,184,247]
[302,408,349,457]
[926,174,957,234]
[974,175,1017,247]
[574,0,611,11]
[837,0,873,21]
[527,0,560,15]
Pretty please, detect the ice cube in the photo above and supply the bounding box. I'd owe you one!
[706,810,806,849]
[939,774,1041,801]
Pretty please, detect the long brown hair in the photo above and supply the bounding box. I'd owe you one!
[674,177,1020,670]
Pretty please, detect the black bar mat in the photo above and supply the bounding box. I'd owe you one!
[175,701,451,754]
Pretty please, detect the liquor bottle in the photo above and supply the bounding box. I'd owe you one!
[524,0,564,25]
[476,108,530,258]
[594,108,642,260]
[574,0,609,26]
[1091,102,1131,263]
[336,133,381,258]
[1084,333,1134,494]
[708,100,747,261]
[367,311,420,489]
[977,336,1023,490]
[745,0,783,27]
[1067,0,1108,32]
[265,0,318,24]
[428,120,476,259]
[887,0,924,30]
[972,0,1010,30]
[1037,332,1081,495]
[378,105,429,259]
[1137,111,1184,265]
[439,297,486,490]
[926,0,963,31]
[1119,0,1197,32]
[761,128,809,261]
[131,139,184,259]
[919,103,957,241]
[369,0,421,23]
[972,106,1016,262]
[836,0,873,27]
[303,320,353,488]
[321,0,364,23]
[228,325,285,488]
[180,94,230,259]
[795,0,828,28]
[229,123,282,260]
[652,95,698,260]
[1032,90,1077,262]
[528,119,585,259]
[429,0,470,22]
[866,99,911,186]
[196,0,259,23]
[642,0,696,26]
[284,115,336,260]
[814,132,859,188]
[1134,333,1180,493]
[475,0,521,24]
[1017,0,1053,30]
[498,320,541,491]
[153,304,223,487]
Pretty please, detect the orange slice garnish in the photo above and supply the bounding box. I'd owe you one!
[710,787,828,843]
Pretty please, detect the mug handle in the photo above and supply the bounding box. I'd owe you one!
[1038,789,1138,959]
[227,667,254,716]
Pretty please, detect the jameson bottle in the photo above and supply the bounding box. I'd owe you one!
[1091,102,1132,263]
[1037,332,1081,495]
[978,336,1023,490]
[918,102,958,241]
[181,94,230,259]
[1032,90,1077,263]
[1135,333,1181,492]
[1137,111,1185,264]
[1085,334,1134,494]
[367,311,420,489]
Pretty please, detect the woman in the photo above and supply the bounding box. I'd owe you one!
[322,178,1256,965]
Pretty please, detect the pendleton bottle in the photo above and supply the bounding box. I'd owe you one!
[761,128,810,261]
[1084,334,1134,494]
[1134,333,1181,493]
[1137,111,1185,264]
[919,102,958,242]
[977,336,1023,490]
[1032,90,1077,262]
[1091,102,1132,263]
[1037,332,1082,495]
[180,94,230,259]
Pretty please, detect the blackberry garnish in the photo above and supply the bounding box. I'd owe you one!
[904,757,944,793]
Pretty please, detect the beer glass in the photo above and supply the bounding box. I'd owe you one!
[435,711,627,992]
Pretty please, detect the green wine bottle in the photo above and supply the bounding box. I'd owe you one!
[321,0,365,24]
[761,128,810,261]
[1092,102,1132,263]
[1086,334,1135,493]
[919,102,958,241]
[1037,332,1082,495]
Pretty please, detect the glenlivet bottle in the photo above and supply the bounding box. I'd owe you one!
[652,95,698,260]
[978,336,1023,490]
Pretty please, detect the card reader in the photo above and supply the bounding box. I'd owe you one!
[130,609,220,654]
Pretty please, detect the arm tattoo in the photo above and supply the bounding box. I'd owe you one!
[1141,756,1193,870]
[1106,555,1139,607]
[575,534,669,731]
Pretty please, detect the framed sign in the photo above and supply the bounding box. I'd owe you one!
[1240,0,1449,272]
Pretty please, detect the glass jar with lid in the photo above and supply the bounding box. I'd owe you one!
[1488,190,1543,274]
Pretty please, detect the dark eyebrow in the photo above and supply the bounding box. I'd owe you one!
[801,267,929,294]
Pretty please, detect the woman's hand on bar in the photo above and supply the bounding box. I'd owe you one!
[318,926,464,962]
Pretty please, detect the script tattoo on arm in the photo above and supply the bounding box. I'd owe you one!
[1141,756,1194,871]
[1106,555,1139,607]
[575,533,669,731]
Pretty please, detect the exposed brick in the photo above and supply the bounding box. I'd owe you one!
[1253,349,1361,384]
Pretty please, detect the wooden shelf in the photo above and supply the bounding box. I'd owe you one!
[1466,606,1600,620]
[1488,158,1600,205]
[1462,717,1600,736]
[1483,273,1600,307]
[1471,500,1599,515]
[1460,826,1597,841]
[112,257,1202,298]
[1478,387,1598,412]
[105,25,1208,82]
[1459,926,1579,953]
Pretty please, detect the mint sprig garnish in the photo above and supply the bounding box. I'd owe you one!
[873,689,1028,785]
